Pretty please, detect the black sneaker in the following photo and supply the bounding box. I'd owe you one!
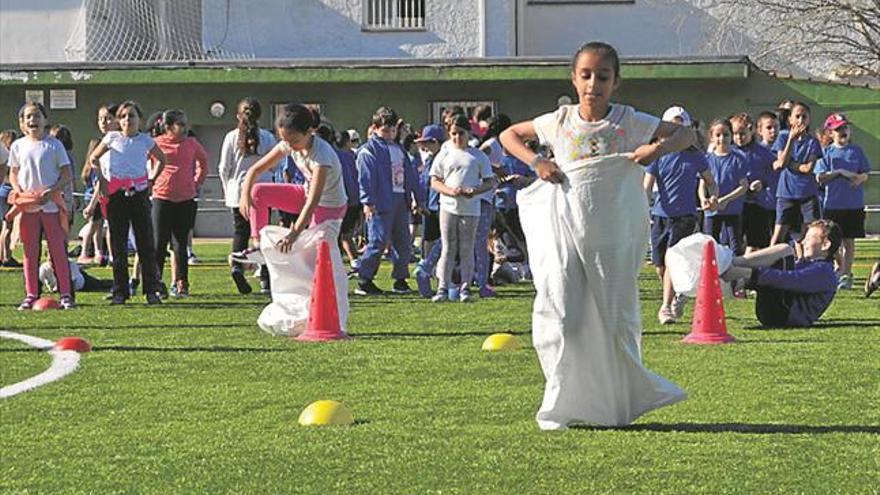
[355,280,384,296]
[392,279,412,294]
[110,293,127,305]
[128,278,140,297]
[157,282,169,299]
[146,292,162,305]
[231,269,253,294]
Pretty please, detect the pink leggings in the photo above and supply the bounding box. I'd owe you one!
[20,211,71,297]
[249,183,347,238]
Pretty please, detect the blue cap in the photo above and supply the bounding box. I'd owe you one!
[416,124,445,142]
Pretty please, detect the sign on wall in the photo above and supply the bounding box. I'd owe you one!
[24,90,44,105]
[50,89,77,110]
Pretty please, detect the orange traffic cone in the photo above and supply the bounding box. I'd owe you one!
[297,241,349,342]
[682,239,735,344]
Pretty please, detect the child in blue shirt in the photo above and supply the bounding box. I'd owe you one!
[413,124,445,298]
[814,113,871,290]
[770,102,823,248]
[703,119,749,255]
[355,107,425,296]
[731,112,778,253]
[644,106,718,324]
[335,130,362,270]
[722,219,842,327]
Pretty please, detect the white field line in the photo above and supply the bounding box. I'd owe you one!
[0,331,81,399]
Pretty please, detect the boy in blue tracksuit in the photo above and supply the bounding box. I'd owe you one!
[356,107,425,295]
[722,219,842,327]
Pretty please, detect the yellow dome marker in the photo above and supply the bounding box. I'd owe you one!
[481,333,522,352]
[298,400,355,426]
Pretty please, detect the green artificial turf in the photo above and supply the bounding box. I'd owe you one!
[1,240,878,494]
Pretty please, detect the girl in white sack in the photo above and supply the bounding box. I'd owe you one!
[500,41,695,430]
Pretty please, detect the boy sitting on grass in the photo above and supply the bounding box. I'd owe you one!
[721,219,842,328]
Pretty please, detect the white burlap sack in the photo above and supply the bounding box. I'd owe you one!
[665,233,734,297]
[518,154,686,429]
[256,221,349,337]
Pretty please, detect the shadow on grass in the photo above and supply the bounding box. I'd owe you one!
[2,323,248,332]
[579,422,880,435]
[742,320,880,330]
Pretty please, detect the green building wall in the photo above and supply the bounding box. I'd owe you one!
[0,62,876,234]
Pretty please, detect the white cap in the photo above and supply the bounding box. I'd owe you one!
[661,105,692,127]
[347,129,361,141]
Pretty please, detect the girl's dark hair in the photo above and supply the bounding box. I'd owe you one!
[402,132,417,152]
[0,129,17,149]
[99,102,119,116]
[275,103,318,134]
[116,100,143,120]
[791,101,811,115]
[482,114,512,142]
[50,124,73,150]
[308,106,322,131]
[472,104,492,122]
[571,41,620,80]
[146,111,164,137]
[237,97,262,156]
[775,108,791,131]
[371,106,398,128]
[708,118,733,135]
[450,114,471,133]
[337,129,351,149]
[315,122,336,146]
[18,102,47,120]
[162,109,187,131]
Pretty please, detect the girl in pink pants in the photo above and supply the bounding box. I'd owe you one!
[236,103,349,258]
[7,102,74,310]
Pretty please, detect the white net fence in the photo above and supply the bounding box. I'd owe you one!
[65,0,255,62]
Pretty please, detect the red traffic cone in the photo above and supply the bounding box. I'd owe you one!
[682,239,735,344]
[297,241,349,342]
[55,336,92,352]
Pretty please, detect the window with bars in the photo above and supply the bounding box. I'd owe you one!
[363,0,426,31]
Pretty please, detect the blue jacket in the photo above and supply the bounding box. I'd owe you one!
[336,148,360,207]
[357,136,424,213]
[420,153,440,212]
[754,258,837,327]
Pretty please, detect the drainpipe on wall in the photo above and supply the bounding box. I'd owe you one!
[479,0,486,57]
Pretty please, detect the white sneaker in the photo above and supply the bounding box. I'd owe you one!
[431,290,448,303]
[658,305,675,325]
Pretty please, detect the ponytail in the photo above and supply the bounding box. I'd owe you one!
[237,97,262,156]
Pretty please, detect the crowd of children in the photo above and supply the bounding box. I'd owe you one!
[0,68,875,321]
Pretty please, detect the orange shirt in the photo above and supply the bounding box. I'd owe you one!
[152,135,208,202]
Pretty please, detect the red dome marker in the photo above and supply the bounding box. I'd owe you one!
[33,297,60,311]
[54,337,92,353]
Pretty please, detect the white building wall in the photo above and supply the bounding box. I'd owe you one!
[518,0,712,58]
[202,0,484,59]
[0,0,83,64]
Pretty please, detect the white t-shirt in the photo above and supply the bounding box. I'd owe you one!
[218,128,277,207]
[389,143,406,193]
[100,131,155,180]
[8,136,71,213]
[280,136,347,209]
[533,104,660,165]
[430,146,493,217]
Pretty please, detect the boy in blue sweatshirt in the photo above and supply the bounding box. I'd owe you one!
[722,219,842,327]
[355,107,425,295]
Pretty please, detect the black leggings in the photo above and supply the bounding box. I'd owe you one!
[231,208,268,282]
[153,198,197,282]
[107,190,158,298]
